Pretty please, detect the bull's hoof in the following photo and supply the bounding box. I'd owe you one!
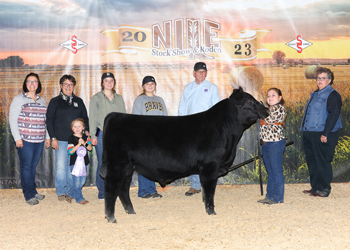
[206,210,217,215]
[105,215,117,223]
[125,210,136,214]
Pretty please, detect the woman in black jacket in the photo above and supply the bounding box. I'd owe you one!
[46,75,89,202]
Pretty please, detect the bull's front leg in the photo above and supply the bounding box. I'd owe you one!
[200,169,218,215]
[202,181,217,215]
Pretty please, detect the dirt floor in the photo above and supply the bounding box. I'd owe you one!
[1,183,350,249]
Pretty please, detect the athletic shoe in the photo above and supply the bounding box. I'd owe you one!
[263,199,278,205]
[27,198,39,206]
[303,189,313,194]
[140,194,153,199]
[35,194,45,200]
[151,193,162,198]
[257,197,271,203]
[58,195,66,201]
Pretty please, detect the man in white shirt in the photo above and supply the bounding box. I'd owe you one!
[178,62,221,196]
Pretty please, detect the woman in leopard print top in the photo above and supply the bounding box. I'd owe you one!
[258,88,286,205]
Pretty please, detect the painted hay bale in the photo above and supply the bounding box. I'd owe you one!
[304,65,321,79]
[282,65,289,69]
[299,64,303,68]
[222,65,232,73]
[228,66,264,94]
[206,64,214,71]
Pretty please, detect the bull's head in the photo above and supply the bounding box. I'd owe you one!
[230,87,269,126]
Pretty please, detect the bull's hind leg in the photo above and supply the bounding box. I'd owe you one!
[119,166,136,214]
[104,173,119,223]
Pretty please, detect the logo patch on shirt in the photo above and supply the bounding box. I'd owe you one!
[204,89,208,92]
[73,102,78,107]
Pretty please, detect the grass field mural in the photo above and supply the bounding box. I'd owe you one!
[0,63,349,188]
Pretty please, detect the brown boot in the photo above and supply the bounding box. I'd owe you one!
[185,187,201,196]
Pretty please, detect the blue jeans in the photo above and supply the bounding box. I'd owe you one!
[262,139,286,203]
[138,173,157,197]
[190,174,201,190]
[17,140,44,201]
[68,165,87,202]
[55,141,73,197]
[95,130,105,199]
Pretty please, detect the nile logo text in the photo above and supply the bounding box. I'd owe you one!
[101,18,270,61]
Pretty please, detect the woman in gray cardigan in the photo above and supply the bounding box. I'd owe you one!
[89,72,126,200]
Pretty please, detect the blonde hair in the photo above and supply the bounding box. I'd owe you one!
[71,118,85,129]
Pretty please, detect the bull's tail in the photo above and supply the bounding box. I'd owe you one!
[100,162,107,178]
[99,145,108,178]
[100,114,112,179]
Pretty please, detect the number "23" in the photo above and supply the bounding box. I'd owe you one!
[234,43,252,56]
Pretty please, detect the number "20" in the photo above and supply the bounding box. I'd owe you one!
[122,31,147,42]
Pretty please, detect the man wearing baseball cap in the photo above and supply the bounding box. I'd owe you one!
[178,62,221,196]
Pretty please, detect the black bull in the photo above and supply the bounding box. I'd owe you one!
[100,88,269,223]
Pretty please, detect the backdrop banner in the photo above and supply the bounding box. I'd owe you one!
[1,0,349,189]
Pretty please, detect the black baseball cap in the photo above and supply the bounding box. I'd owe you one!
[142,76,156,86]
[101,72,115,82]
[194,62,207,71]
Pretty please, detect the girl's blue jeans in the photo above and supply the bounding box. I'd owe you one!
[262,139,286,203]
[68,165,87,203]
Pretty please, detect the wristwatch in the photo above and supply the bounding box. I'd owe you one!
[51,137,57,141]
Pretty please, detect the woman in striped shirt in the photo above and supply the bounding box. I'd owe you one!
[9,73,50,205]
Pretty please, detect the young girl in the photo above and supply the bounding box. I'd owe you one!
[67,118,92,205]
[132,76,168,199]
[258,88,286,204]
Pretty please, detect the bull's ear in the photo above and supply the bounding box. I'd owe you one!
[230,87,244,99]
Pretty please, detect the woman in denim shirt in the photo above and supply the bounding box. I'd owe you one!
[301,67,342,198]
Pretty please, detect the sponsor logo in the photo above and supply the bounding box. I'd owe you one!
[60,35,88,54]
[286,35,312,53]
[0,177,21,185]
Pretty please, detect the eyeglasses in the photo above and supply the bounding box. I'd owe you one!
[316,77,329,81]
[27,80,38,84]
[63,83,75,87]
